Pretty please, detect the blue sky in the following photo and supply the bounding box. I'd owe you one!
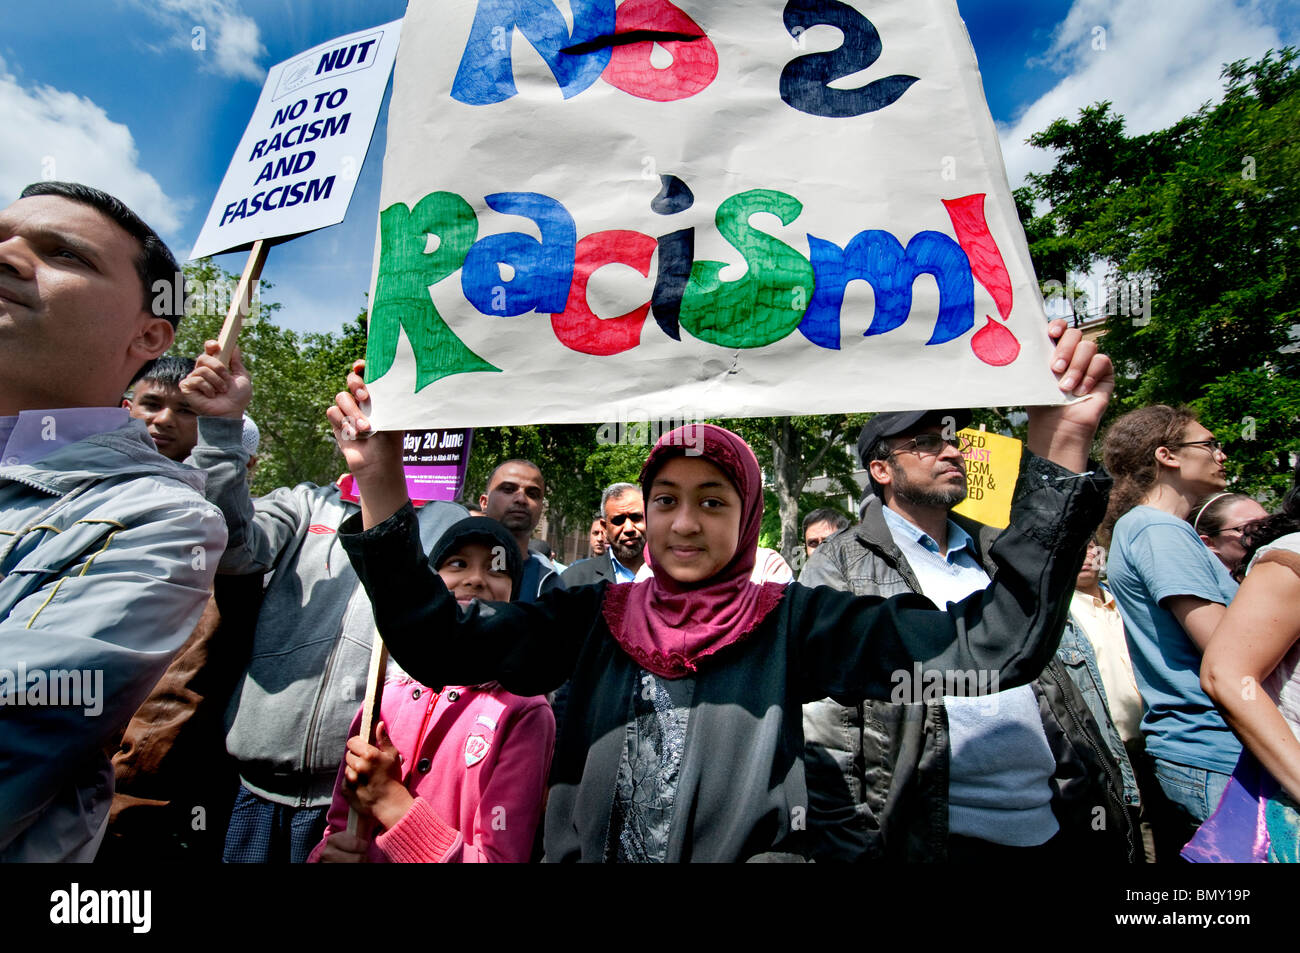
[3,0,1296,335]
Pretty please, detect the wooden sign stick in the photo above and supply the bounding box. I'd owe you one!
[346,633,390,837]
[216,239,269,365]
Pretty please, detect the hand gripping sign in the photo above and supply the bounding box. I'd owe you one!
[362,0,1064,430]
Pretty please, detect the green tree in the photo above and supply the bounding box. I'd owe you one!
[726,415,864,567]
[1017,48,1300,502]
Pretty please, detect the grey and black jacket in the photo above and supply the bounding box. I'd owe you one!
[189,418,466,808]
[800,453,1139,863]
[560,554,616,588]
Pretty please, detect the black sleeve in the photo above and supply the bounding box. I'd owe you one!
[339,504,605,697]
[794,453,1110,703]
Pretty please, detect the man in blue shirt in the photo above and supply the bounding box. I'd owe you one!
[0,182,224,860]
[1101,406,1243,858]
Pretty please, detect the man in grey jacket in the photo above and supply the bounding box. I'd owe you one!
[0,182,226,861]
[180,344,465,861]
[802,408,1137,862]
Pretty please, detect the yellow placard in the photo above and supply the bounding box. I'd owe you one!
[952,428,1022,529]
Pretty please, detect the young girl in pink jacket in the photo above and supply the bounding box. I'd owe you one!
[308,517,555,863]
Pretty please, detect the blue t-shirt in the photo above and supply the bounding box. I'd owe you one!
[1107,506,1241,773]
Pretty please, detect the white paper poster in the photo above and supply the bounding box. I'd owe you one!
[190,19,403,259]
[364,0,1062,429]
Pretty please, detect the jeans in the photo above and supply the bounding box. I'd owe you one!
[1149,758,1233,861]
[1153,759,1232,821]
[222,784,328,863]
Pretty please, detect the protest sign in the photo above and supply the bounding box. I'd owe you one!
[190,20,403,260]
[952,427,1021,529]
[363,0,1065,430]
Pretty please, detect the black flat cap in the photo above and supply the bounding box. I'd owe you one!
[857,409,974,465]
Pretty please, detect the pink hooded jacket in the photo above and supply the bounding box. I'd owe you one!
[308,678,554,863]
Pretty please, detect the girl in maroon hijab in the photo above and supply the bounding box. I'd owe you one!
[325,343,1111,860]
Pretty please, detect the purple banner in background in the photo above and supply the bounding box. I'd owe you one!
[339,428,472,505]
[402,429,472,502]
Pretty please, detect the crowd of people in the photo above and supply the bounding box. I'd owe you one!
[1,181,1296,863]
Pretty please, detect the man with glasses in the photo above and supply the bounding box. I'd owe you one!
[801,409,1135,862]
[562,483,645,586]
[803,508,849,560]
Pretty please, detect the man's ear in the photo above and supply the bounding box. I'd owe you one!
[868,458,893,488]
[479,492,489,512]
[129,315,175,364]
[121,397,132,410]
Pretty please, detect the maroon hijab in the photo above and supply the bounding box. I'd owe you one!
[603,424,787,678]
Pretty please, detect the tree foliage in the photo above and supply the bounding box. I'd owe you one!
[1017,48,1300,503]
[724,415,863,567]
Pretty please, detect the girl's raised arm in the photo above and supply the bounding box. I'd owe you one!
[327,358,410,529]
[339,502,603,697]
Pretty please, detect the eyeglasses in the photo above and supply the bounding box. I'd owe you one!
[1215,522,1257,538]
[1172,439,1224,454]
[886,434,971,458]
[607,511,644,527]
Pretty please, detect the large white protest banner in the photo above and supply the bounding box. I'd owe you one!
[190,20,403,260]
[363,0,1063,430]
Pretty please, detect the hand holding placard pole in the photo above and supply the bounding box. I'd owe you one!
[346,632,389,838]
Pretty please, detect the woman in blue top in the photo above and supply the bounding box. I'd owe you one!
[1100,405,1241,859]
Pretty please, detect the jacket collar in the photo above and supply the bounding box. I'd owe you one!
[853,496,1001,584]
[0,418,206,495]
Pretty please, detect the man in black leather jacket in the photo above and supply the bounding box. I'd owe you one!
[801,411,1138,863]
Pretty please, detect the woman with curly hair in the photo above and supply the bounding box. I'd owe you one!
[1100,405,1241,858]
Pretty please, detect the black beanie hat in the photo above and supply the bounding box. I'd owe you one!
[429,517,525,601]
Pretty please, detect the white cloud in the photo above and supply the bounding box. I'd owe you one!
[0,56,185,235]
[998,0,1284,188]
[131,0,267,83]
